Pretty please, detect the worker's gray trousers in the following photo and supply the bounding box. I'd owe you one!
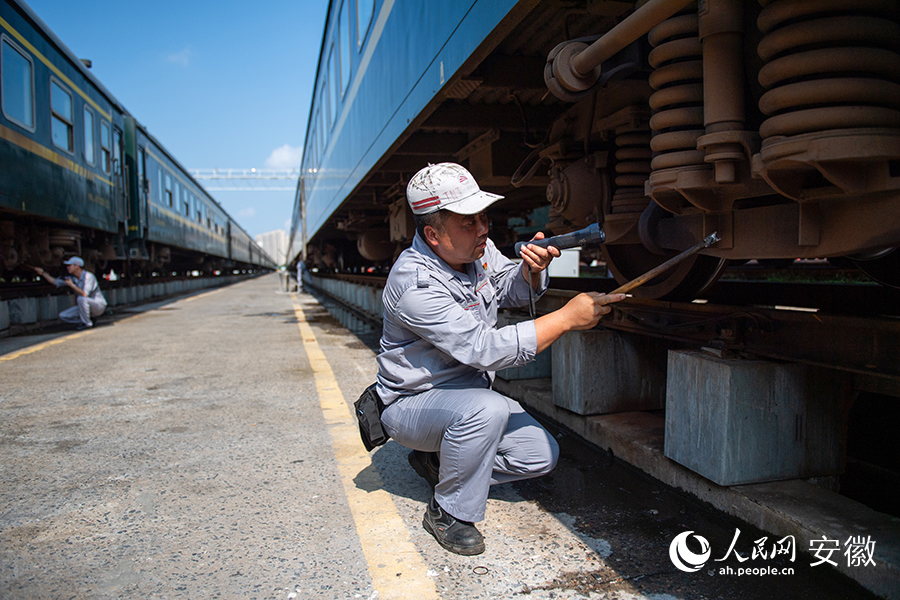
[380,387,559,523]
[59,297,106,327]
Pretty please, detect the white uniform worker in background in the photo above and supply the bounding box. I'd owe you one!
[33,256,107,330]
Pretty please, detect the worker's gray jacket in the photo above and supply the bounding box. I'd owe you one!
[55,270,106,305]
[376,233,547,404]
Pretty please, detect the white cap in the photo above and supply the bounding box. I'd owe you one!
[406,163,503,215]
[63,256,84,267]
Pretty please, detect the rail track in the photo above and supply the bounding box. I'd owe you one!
[306,269,900,394]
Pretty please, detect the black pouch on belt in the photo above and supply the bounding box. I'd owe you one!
[353,383,389,451]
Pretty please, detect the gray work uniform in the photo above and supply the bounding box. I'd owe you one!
[56,271,107,327]
[376,233,559,522]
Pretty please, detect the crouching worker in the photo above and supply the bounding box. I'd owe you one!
[376,163,625,556]
[33,257,107,330]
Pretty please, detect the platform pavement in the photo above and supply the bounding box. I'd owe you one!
[0,274,882,599]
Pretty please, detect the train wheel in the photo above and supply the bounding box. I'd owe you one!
[850,248,899,289]
[602,243,729,300]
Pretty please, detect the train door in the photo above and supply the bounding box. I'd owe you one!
[137,146,148,232]
[112,127,126,223]
[226,221,233,262]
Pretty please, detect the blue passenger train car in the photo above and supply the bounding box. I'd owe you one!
[0,0,274,277]
[290,0,900,299]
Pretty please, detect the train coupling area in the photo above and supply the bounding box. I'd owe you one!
[0,274,891,600]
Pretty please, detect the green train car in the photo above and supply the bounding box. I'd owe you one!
[0,0,274,277]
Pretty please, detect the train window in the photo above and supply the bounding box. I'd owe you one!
[196,199,203,224]
[50,79,74,153]
[357,0,374,50]
[318,90,326,151]
[100,122,111,172]
[326,46,336,128]
[83,106,95,165]
[165,173,173,207]
[1,36,35,131]
[182,188,190,217]
[113,129,122,174]
[339,0,350,95]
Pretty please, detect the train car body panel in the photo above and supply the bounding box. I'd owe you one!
[0,1,123,235]
[142,136,228,258]
[296,0,520,255]
[0,0,274,276]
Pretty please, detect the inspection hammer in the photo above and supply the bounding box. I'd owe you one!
[514,223,605,257]
[610,232,721,295]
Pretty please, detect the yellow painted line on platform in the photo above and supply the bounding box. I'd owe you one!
[0,328,97,362]
[291,296,438,600]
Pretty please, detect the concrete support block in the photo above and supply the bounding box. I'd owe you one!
[552,329,667,415]
[664,350,848,486]
[0,300,9,330]
[9,298,38,325]
[39,296,62,321]
[499,352,551,380]
[496,312,552,380]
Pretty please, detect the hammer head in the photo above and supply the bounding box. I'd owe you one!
[703,232,721,247]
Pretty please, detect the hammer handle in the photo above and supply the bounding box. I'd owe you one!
[610,233,720,295]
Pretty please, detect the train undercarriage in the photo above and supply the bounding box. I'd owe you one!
[0,214,233,279]
[307,0,900,300]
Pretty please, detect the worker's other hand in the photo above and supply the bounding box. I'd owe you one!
[32,266,44,276]
[565,292,626,330]
[519,232,560,274]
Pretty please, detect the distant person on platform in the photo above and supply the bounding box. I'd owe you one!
[376,162,625,556]
[32,257,107,330]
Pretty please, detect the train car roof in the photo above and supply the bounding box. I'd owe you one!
[8,0,129,116]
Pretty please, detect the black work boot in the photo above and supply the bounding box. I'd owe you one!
[423,496,485,556]
[408,450,440,489]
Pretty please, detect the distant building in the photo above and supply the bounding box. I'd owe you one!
[255,229,289,266]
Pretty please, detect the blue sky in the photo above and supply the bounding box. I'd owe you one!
[25,0,329,238]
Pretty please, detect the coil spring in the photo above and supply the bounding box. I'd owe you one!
[612,126,652,214]
[647,9,706,172]
[757,0,900,139]
[48,229,81,248]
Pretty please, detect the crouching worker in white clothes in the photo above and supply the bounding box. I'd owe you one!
[376,162,625,556]
[32,257,107,330]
